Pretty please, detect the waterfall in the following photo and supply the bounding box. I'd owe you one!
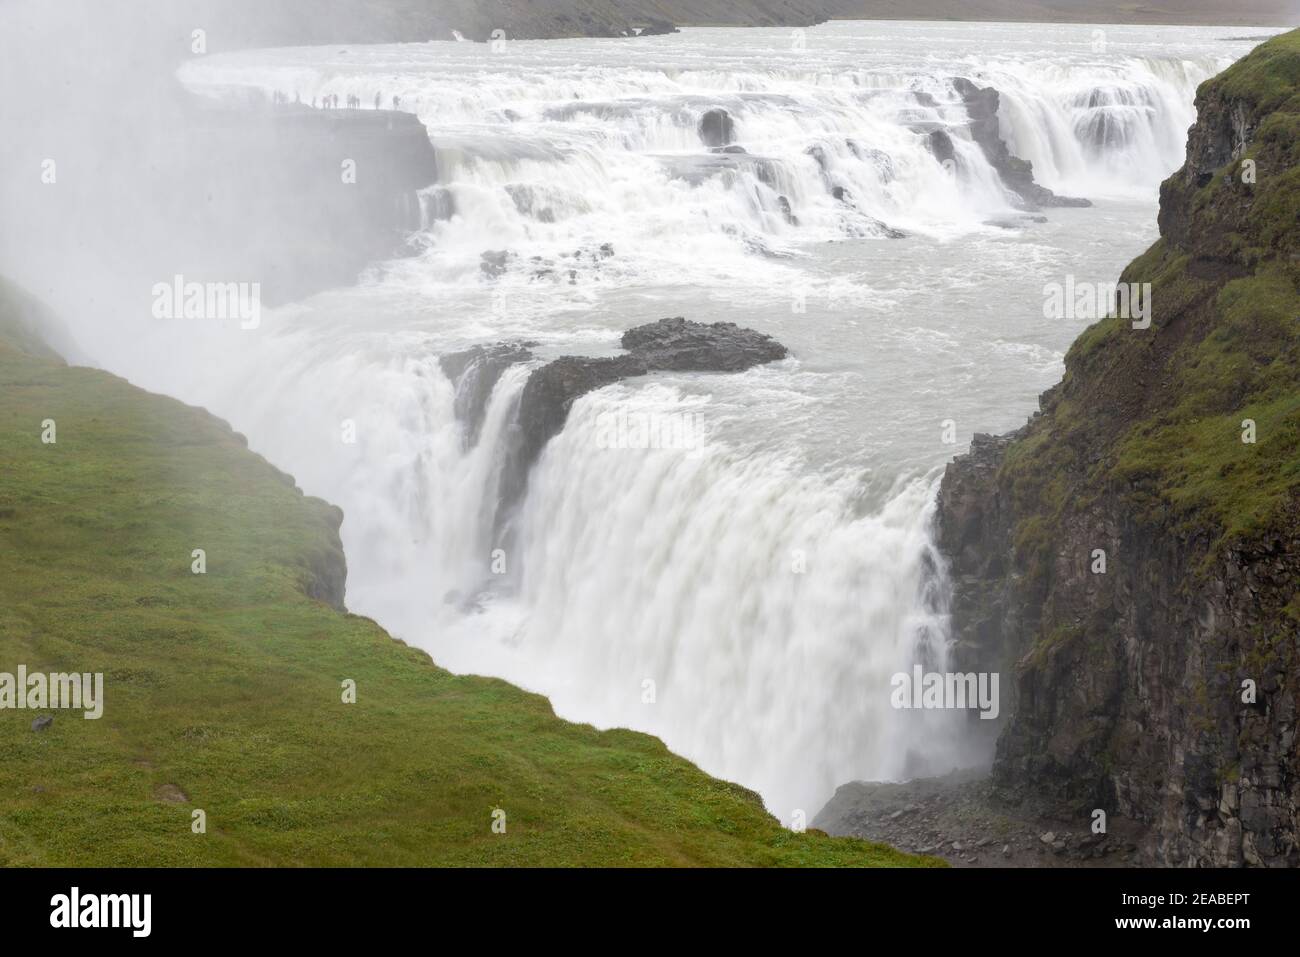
[486,388,960,822]
[180,34,1227,289]
[991,56,1209,197]
[99,22,1264,823]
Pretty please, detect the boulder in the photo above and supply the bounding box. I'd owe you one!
[480,250,512,279]
[620,317,788,371]
[699,108,736,149]
[928,129,956,167]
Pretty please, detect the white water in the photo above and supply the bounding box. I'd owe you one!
[84,22,1273,823]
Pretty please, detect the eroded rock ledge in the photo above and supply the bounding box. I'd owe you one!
[441,317,788,517]
[951,78,1091,210]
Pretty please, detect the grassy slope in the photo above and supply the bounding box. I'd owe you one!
[1001,29,1300,577]
[0,281,934,867]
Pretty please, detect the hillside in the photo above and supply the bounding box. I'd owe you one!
[0,280,934,867]
[66,0,1300,50]
[935,29,1299,866]
[223,1,1296,43]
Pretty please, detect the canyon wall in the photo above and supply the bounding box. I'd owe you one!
[936,30,1299,866]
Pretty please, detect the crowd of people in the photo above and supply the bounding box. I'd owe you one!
[269,89,404,111]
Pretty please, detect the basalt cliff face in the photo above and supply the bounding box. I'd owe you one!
[181,104,439,305]
[936,31,1299,867]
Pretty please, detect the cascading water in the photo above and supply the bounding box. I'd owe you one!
[992,56,1207,197]
[490,391,960,818]
[98,21,1270,823]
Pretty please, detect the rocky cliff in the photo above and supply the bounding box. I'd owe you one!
[180,104,439,305]
[935,30,1299,867]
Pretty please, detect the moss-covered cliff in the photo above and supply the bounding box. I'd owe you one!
[937,29,1299,867]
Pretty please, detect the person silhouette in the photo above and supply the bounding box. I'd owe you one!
[374,91,381,109]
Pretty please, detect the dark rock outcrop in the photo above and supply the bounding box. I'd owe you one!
[927,129,957,167]
[440,342,536,446]
[931,33,1300,867]
[297,502,349,612]
[1157,77,1259,249]
[699,108,737,149]
[951,77,1091,210]
[620,316,787,371]
[935,430,1025,764]
[509,353,650,486]
[498,318,787,513]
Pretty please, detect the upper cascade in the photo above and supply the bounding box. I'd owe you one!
[179,34,1226,301]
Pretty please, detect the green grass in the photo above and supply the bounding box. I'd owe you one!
[0,280,935,868]
[1112,264,1300,543]
[1213,28,1300,115]
[998,30,1300,573]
